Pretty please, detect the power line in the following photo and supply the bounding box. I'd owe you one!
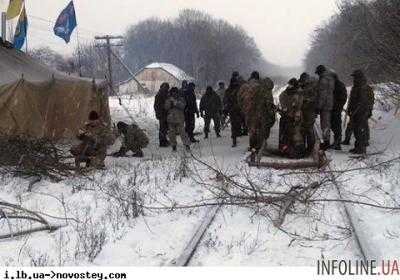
[27,14,99,36]
[94,35,124,90]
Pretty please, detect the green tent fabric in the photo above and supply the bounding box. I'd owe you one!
[0,45,111,140]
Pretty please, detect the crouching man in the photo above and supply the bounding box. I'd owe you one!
[71,111,111,170]
[112,122,149,158]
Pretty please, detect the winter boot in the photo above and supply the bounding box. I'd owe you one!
[341,139,350,146]
[232,137,237,148]
[320,142,330,151]
[350,147,366,155]
[132,150,144,158]
[160,141,170,148]
[332,140,342,151]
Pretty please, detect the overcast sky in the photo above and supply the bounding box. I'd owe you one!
[0,0,337,67]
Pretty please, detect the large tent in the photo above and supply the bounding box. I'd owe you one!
[0,44,111,140]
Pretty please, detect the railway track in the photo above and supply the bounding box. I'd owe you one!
[170,205,221,266]
[169,136,369,266]
[327,163,369,262]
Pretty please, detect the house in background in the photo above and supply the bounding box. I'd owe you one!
[118,62,195,95]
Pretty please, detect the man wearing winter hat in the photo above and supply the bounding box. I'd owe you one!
[347,70,375,155]
[315,65,336,150]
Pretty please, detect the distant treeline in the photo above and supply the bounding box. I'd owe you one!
[123,9,275,87]
[31,9,288,88]
[304,0,400,85]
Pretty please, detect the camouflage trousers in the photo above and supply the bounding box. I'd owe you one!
[71,143,106,169]
[249,126,271,152]
[168,122,190,147]
[119,143,142,155]
[279,116,304,158]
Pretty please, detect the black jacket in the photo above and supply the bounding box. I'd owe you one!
[200,91,222,116]
[333,78,348,112]
[184,87,199,115]
[154,88,170,119]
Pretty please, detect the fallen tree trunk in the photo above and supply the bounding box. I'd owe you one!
[246,155,324,170]
[0,224,65,240]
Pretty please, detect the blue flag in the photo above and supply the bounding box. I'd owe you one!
[13,6,28,50]
[53,1,77,43]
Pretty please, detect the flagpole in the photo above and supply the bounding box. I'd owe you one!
[24,2,27,53]
[76,28,82,77]
[74,0,82,77]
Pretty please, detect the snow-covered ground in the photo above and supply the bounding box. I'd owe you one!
[0,90,399,266]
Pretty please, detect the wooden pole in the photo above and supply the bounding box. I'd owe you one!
[94,35,123,94]
[1,12,6,41]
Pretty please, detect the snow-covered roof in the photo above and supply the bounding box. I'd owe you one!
[118,62,194,86]
[144,63,194,81]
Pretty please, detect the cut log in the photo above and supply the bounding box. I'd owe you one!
[246,146,328,170]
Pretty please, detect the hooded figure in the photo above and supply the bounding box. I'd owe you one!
[165,87,191,152]
[154,82,171,147]
[315,65,336,150]
[279,78,305,159]
[347,70,375,154]
[200,86,222,139]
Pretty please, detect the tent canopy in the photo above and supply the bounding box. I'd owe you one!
[0,45,111,140]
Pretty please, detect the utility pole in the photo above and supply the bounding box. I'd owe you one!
[109,50,147,94]
[94,35,123,93]
[1,12,6,42]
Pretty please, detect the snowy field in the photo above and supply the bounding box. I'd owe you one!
[0,89,399,266]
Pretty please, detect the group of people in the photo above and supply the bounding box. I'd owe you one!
[71,65,375,170]
[220,65,375,159]
[154,81,201,152]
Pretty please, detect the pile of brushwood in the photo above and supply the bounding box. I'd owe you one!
[0,135,74,183]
